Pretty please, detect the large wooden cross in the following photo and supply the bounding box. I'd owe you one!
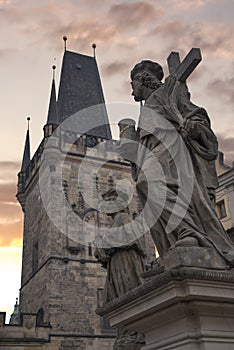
[167,48,202,82]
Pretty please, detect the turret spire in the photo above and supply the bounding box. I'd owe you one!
[46,65,58,125]
[21,117,31,172]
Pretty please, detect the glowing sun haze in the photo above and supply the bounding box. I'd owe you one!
[0,0,233,321]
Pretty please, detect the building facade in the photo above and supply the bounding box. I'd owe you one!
[216,152,234,241]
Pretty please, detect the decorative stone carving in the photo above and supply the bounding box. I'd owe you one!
[94,188,146,348]
[94,188,145,303]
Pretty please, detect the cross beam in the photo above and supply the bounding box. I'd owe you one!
[167,48,202,82]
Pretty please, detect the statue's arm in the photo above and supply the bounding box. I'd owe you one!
[181,110,218,159]
[93,237,111,267]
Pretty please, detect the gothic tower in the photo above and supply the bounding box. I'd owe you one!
[16,43,154,350]
[17,44,137,350]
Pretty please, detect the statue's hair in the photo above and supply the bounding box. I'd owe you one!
[137,72,163,90]
[131,60,164,81]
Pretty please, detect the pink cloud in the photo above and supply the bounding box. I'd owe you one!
[207,66,234,106]
[109,2,164,29]
[0,162,20,184]
[148,20,234,60]
[164,0,209,9]
[0,4,23,22]
[0,183,18,203]
[103,61,129,76]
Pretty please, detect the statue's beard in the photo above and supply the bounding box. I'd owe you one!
[132,91,143,102]
[134,95,143,102]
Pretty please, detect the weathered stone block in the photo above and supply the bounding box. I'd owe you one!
[164,246,227,270]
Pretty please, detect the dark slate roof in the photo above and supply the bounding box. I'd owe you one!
[57,50,112,139]
[47,78,58,124]
[21,129,30,172]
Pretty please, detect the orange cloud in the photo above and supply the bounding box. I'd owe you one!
[0,188,22,247]
[0,220,23,247]
[0,161,22,247]
[0,183,18,203]
[0,161,20,182]
[0,201,22,222]
[40,20,118,52]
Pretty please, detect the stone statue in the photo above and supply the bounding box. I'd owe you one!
[94,188,145,303]
[94,189,146,349]
[118,49,234,268]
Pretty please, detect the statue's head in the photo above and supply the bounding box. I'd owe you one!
[130,60,164,102]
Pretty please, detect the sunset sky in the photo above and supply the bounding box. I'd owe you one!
[0,0,234,321]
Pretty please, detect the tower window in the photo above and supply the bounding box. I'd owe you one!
[216,200,227,219]
[88,242,92,256]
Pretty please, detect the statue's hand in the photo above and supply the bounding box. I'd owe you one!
[179,120,199,140]
[116,142,138,162]
[188,121,199,139]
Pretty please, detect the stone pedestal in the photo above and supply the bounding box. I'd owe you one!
[97,268,234,350]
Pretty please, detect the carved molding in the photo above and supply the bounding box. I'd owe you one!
[97,267,234,317]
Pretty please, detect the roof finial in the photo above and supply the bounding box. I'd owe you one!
[27,116,30,131]
[92,43,96,58]
[63,36,67,51]
[52,64,56,79]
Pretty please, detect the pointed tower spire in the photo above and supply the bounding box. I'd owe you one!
[57,50,112,139]
[21,117,31,172]
[46,65,58,125]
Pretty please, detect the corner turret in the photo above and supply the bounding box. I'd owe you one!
[17,117,31,209]
[44,65,58,138]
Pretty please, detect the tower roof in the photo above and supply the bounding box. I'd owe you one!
[57,50,112,139]
[21,126,31,172]
[46,70,58,125]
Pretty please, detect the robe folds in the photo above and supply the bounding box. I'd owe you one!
[94,211,145,303]
[134,77,234,266]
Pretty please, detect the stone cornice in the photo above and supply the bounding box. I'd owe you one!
[96,267,234,317]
